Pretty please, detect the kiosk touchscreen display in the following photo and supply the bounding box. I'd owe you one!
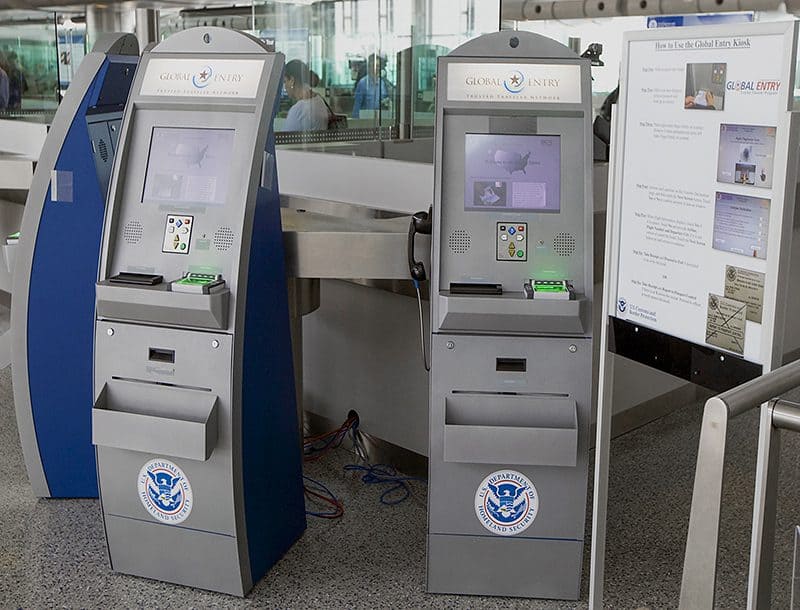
[142,127,235,206]
[464,133,561,213]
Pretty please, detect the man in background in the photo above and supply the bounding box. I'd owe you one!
[352,54,393,119]
[6,52,27,109]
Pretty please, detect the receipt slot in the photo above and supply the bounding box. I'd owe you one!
[91,28,304,595]
[12,33,138,498]
[426,32,593,599]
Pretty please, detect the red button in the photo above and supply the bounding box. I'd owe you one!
[518,225,525,231]
[185,218,191,224]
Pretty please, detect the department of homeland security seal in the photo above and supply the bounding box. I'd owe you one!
[137,459,193,524]
[475,470,538,536]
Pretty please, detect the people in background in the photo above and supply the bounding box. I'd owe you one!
[352,54,393,119]
[0,53,10,110]
[282,59,329,132]
[6,52,28,110]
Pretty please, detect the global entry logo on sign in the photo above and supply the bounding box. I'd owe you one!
[504,70,526,94]
[140,58,264,98]
[448,62,582,104]
[192,65,213,89]
[726,79,780,93]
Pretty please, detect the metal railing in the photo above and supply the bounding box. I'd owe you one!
[679,358,800,609]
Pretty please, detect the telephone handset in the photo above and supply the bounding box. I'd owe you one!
[407,206,433,282]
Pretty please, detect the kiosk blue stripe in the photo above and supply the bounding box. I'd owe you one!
[241,123,307,581]
[26,60,112,498]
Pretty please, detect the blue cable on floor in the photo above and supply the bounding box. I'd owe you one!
[343,463,426,505]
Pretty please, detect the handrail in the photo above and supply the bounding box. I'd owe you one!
[746,397,800,610]
[715,358,800,418]
[679,359,800,610]
[772,399,800,432]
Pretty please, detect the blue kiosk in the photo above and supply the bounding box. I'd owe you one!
[12,33,139,498]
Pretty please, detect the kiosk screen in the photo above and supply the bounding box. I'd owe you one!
[464,133,561,213]
[143,127,235,206]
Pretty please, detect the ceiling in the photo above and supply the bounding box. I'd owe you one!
[0,0,249,11]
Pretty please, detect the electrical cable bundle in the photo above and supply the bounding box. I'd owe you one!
[302,412,364,519]
[301,412,425,516]
[302,412,359,462]
[342,414,426,505]
[303,475,344,519]
[348,417,369,463]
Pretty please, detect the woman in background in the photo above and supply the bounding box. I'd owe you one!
[282,59,329,132]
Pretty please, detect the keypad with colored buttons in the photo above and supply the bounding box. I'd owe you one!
[496,222,527,261]
[162,214,194,255]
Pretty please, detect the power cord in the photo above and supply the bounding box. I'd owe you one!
[343,462,426,506]
[303,475,344,519]
[303,412,424,514]
[349,418,369,463]
[302,412,364,519]
[303,412,359,462]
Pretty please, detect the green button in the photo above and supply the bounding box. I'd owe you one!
[180,243,187,250]
[517,250,524,258]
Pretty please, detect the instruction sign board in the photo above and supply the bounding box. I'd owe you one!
[591,23,800,609]
[610,24,796,367]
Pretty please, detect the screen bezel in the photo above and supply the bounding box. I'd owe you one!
[463,132,562,214]
[141,126,236,207]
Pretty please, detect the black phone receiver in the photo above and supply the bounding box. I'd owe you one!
[408,206,432,282]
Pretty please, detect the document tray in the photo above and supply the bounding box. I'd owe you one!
[443,393,578,467]
[92,379,218,461]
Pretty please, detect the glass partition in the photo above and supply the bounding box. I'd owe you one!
[0,10,63,123]
[160,0,501,151]
[56,16,86,100]
[515,16,646,117]
[0,2,502,150]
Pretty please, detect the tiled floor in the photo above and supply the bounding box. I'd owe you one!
[1,362,799,608]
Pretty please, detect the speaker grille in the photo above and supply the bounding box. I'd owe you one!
[553,232,576,256]
[448,229,471,254]
[98,138,109,163]
[122,220,143,244]
[213,227,235,251]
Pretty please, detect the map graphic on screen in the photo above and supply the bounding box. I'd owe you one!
[143,127,235,206]
[464,133,561,213]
